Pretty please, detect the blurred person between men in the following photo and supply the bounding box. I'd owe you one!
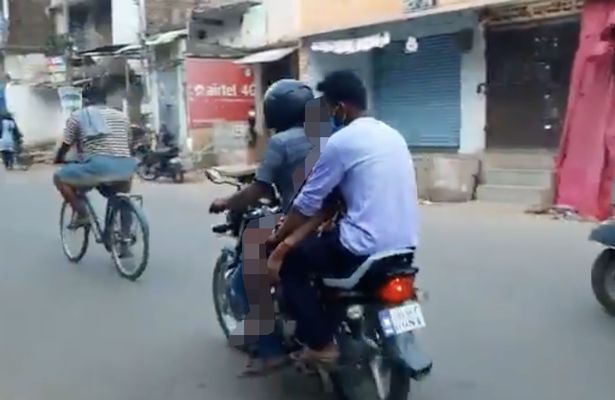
[266,70,419,365]
[53,80,137,230]
[209,79,314,376]
[0,111,22,170]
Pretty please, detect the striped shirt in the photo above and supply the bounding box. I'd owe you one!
[63,106,132,158]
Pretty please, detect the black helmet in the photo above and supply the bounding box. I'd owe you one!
[264,79,314,132]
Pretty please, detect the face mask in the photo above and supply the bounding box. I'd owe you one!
[331,103,347,131]
[331,117,343,132]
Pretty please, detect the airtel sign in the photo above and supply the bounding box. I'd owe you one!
[186,58,255,128]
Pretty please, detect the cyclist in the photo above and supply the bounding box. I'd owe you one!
[53,79,137,231]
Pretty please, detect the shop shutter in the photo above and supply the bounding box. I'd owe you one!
[374,34,461,148]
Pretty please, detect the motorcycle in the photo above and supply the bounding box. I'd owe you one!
[207,167,432,400]
[135,144,186,183]
[589,221,615,316]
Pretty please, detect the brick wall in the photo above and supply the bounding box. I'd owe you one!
[145,0,194,35]
[7,0,54,50]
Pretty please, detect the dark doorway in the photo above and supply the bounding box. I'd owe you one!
[485,18,580,149]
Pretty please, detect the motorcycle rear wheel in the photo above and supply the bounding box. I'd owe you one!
[330,362,410,400]
[136,163,157,181]
[591,249,615,316]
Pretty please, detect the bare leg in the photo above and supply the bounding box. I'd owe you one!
[54,173,86,217]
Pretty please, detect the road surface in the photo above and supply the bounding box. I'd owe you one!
[0,167,614,400]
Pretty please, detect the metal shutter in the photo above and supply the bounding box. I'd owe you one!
[374,34,461,147]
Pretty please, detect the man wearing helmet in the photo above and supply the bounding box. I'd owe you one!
[210,79,314,215]
[209,79,315,376]
[53,80,137,229]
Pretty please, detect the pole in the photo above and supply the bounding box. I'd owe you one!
[62,0,73,85]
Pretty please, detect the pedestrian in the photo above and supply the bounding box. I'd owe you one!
[0,112,22,170]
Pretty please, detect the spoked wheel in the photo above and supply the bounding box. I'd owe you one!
[591,249,615,316]
[108,198,150,281]
[212,254,249,353]
[59,201,90,263]
[136,163,157,181]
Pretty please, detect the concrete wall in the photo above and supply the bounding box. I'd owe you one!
[302,10,487,154]
[6,0,53,49]
[145,0,192,35]
[299,0,402,37]
[5,83,64,145]
[190,0,300,48]
[112,0,140,44]
[298,0,520,36]
[459,23,486,154]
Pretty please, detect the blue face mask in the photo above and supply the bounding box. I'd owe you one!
[331,117,342,132]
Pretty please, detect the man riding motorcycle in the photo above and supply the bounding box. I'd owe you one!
[209,79,314,376]
[266,70,420,365]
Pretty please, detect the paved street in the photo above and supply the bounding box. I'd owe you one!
[1,167,614,400]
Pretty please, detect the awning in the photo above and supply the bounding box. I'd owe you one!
[192,1,260,21]
[146,29,188,47]
[311,32,390,54]
[78,44,131,57]
[234,47,297,64]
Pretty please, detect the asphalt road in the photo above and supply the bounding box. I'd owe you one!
[1,166,614,400]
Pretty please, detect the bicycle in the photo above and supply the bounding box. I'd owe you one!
[59,181,150,281]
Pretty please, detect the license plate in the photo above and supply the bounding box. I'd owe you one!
[378,302,426,337]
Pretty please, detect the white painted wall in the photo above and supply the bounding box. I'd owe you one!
[459,24,486,154]
[112,0,140,44]
[5,83,64,144]
[192,0,300,48]
[2,54,64,144]
[303,10,487,152]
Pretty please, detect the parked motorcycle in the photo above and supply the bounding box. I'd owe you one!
[206,168,432,400]
[589,221,615,316]
[135,144,186,183]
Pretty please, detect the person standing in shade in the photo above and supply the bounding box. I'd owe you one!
[0,112,22,170]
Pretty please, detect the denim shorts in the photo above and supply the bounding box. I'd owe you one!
[55,155,137,188]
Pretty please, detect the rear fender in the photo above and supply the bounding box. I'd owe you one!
[383,331,433,380]
[589,223,615,247]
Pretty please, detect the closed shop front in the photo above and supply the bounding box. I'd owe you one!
[373,34,462,148]
[485,0,582,149]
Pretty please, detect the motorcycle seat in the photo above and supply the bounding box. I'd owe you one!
[213,164,258,178]
[322,247,416,290]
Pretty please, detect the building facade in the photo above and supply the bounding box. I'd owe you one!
[297,0,584,206]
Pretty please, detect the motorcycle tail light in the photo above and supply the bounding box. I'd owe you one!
[377,276,415,304]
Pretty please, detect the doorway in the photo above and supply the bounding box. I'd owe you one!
[485,18,580,149]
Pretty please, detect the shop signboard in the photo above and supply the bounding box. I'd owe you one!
[186,58,255,128]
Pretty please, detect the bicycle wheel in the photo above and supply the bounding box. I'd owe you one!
[59,201,90,263]
[108,197,150,281]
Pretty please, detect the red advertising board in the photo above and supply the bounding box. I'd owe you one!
[186,58,255,128]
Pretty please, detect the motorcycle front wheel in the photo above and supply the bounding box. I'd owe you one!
[136,163,158,181]
[591,249,615,316]
[212,253,250,353]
